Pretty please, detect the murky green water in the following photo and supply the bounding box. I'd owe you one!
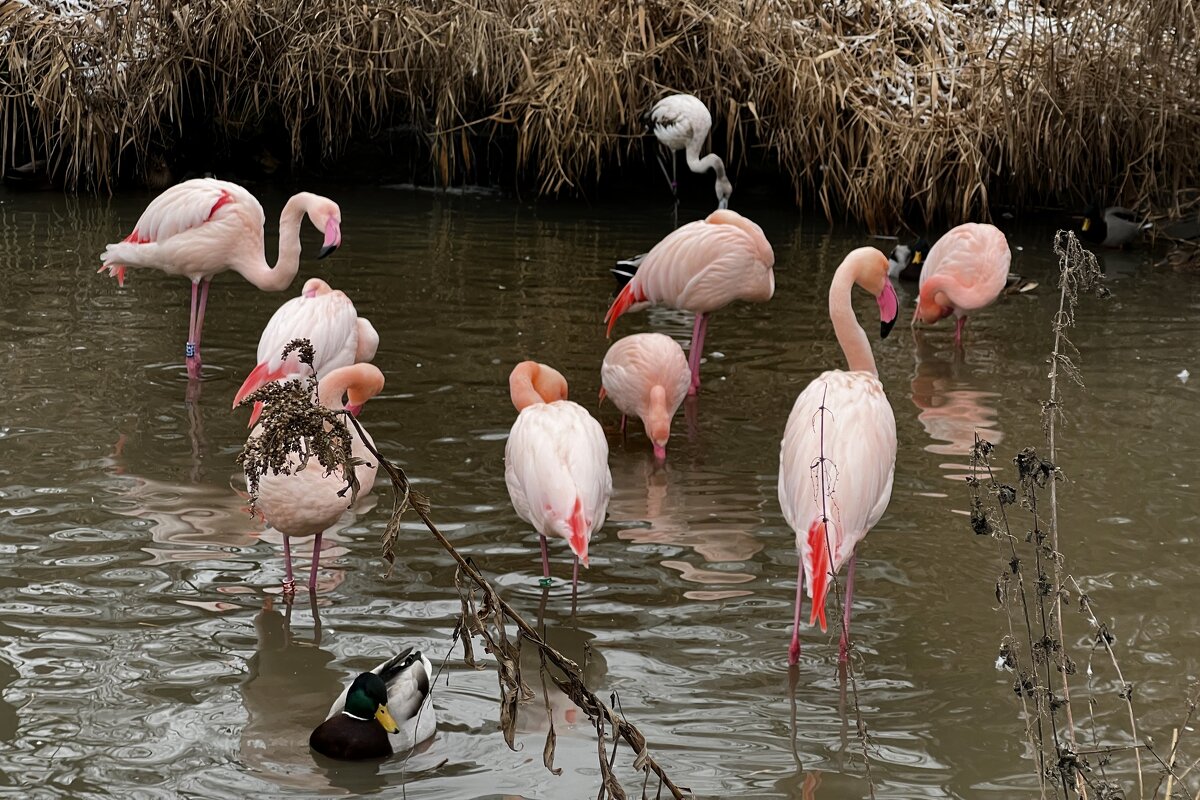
[1,184,1197,799]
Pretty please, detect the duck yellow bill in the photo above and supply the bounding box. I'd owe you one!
[375,704,399,734]
[1081,218,1092,231]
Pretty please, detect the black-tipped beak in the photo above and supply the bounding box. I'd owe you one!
[881,316,897,339]
[877,281,899,339]
[317,243,338,260]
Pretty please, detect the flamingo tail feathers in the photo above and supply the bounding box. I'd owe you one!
[807,520,831,631]
[233,362,288,409]
[567,497,589,567]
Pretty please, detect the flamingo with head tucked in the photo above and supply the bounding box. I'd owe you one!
[505,362,612,598]
[605,209,774,396]
[649,94,733,209]
[913,223,1010,346]
[248,363,384,596]
[599,333,690,461]
[233,278,378,426]
[99,177,342,380]
[779,247,899,665]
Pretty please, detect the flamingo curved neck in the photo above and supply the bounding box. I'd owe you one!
[234,194,312,292]
[829,265,877,376]
[686,150,732,207]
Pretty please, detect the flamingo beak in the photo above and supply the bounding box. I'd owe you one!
[878,281,899,339]
[318,219,341,259]
[344,402,363,417]
[653,443,667,462]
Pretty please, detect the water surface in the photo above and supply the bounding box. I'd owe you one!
[1,185,1197,798]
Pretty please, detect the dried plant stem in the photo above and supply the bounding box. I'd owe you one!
[344,414,691,800]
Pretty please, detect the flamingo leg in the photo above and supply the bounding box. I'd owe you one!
[788,558,804,665]
[281,535,296,599]
[539,533,551,579]
[954,316,967,348]
[686,313,709,396]
[619,414,627,436]
[838,552,857,665]
[186,281,201,380]
[308,531,323,591]
[572,555,580,612]
[193,278,211,360]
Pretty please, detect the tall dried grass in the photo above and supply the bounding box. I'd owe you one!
[2,0,1198,226]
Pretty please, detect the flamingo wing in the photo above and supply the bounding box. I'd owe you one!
[778,370,896,629]
[99,178,266,282]
[355,317,380,363]
[650,94,711,151]
[504,402,611,557]
[601,333,690,419]
[919,223,1010,312]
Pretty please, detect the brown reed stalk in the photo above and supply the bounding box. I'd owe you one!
[3,0,1198,225]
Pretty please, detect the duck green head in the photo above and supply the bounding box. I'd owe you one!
[345,673,399,734]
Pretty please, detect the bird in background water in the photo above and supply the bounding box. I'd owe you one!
[98,177,342,380]
[649,93,732,210]
[912,222,1011,346]
[779,246,899,665]
[605,209,774,396]
[233,277,378,426]
[505,361,612,601]
[247,363,384,596]
[599,333,691,461]
[1078,204,1151,248]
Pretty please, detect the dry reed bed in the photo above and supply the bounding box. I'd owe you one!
[2,0,1198,225]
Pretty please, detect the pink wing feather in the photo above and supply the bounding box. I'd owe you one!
[918,223,1010,312]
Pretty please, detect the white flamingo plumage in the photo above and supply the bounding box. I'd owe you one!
[779,247,899,665]
[249,363,384,595]
[99,177,342,379]
[504,361,612,598]
[233,277,378,425]
[649,93,732,209]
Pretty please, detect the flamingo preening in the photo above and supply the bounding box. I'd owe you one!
[605,209,774,396]
[248,364,383,596]
[913,222,1011,346]
[779,247,899,665]
[99,178,342,379]
[233,278,378,426]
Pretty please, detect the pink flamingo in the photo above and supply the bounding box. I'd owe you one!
[913,223,1010,346]
[248,364,384,596]
[99,177,343,380]
[604,209,774,396]
[599,333,691,461]
[505,361,612,596]
[232,278,378,426]
[778,247,899,665]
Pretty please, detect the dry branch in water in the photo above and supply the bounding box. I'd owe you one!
[237,341,692,798]
[3,0,1199,224]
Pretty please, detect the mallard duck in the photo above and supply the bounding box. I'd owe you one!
[309,648,435,760]
[1078,205,1151,248]
[887,237,930,281]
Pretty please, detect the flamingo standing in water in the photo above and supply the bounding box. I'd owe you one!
[505,361,612,597]
[913,223,1010,346]
[599,333,691,461]
[779,247,899,665]
[233,278,378,426]
[605,209,774,396]
[99,178,342,379]
[649,94,733,209]
[249,364,384,596]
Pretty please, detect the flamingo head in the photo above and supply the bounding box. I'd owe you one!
[301,195,342,259]
[509,361,569,412]
[715,176,733,209]
[852,247,900,338]
[646,385,671,462]
[319,364,385,416]
[301,277,332,299]
[914,283,954,326]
